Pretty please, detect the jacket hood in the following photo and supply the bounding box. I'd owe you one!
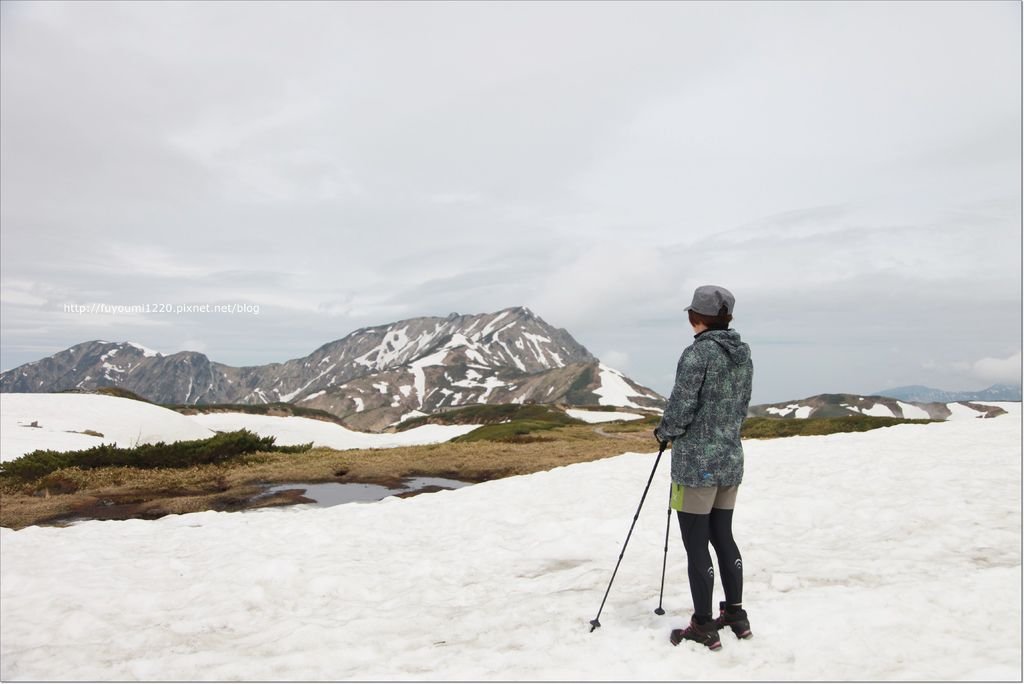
[699,329,751,365]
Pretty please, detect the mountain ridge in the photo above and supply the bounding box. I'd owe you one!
[749,392,1014,421]
[871,384,1021,403]
[0,307,665,431]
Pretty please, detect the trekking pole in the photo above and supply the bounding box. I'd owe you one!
[654,482,673,615]
[589,443,667,633]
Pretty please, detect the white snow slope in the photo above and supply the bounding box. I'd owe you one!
[0,395,479,461]
[0,393,215,461]
[1,410,1020,680]
[189,412,479,449]
[593,364,661,409]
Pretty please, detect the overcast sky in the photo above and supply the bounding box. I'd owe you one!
[1,1,1020,404]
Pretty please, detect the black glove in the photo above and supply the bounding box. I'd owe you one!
[653,427,669,450]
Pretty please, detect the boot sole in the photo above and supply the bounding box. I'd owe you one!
[716,622,753,639]
[670,629,722,651]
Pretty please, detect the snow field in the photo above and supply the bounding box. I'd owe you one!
[1,410,1019,680]
[0,395,479,461]
[188,413,479,449]
[0,393,215,462]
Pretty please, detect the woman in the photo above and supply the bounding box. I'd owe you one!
[654,285,754,651]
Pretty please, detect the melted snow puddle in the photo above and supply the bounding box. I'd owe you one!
[258,477,470,507]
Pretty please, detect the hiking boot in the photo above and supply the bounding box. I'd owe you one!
[714,601,752,639]
[670,617,722,651]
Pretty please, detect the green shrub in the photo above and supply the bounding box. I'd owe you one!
[0,430,312,482]
[740,415,935,439]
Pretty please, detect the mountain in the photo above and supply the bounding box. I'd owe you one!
[0,307,664,431]
[872,384,1022,403]
[749,393,1011,421]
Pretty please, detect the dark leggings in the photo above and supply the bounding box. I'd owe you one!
[677,508,743,618]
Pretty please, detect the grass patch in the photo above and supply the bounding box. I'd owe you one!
[0,430,312,483]
[569,404,643,413]
[439,406,585,443]
[396,403,582,431]
[740,415,937,439]
[452,419,572,443]
[589,414,937,438]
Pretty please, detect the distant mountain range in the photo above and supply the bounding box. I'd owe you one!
[872,384,1022,403]
[749,393,1013,421]
[0,307,665,431]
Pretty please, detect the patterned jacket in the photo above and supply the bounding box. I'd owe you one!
[658,329,753,487]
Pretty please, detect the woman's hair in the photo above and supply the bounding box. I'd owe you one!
[688,308,733,330]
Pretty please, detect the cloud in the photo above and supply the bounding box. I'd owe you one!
[0,280,52,307]
[532,243,675,329]
[972,352,1023,385]
[600,350,630,372]
[1,2,1019,402]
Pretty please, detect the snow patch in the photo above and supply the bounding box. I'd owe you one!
[476,310,510,339]
[860,403,895,418]
[408,349,450,408]
[593,364,646,409]
[477,376,506,403]
[945,403,990,420]
[766,404,801,417]
[842,403,896,417]
[127,342,161,357]
[566,409,644,424]
[280,363,336,403]
[897,401,930,419]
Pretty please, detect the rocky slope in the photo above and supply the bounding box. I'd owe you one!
[0,307,664,431]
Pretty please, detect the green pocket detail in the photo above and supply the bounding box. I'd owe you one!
[670,482,685,512]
